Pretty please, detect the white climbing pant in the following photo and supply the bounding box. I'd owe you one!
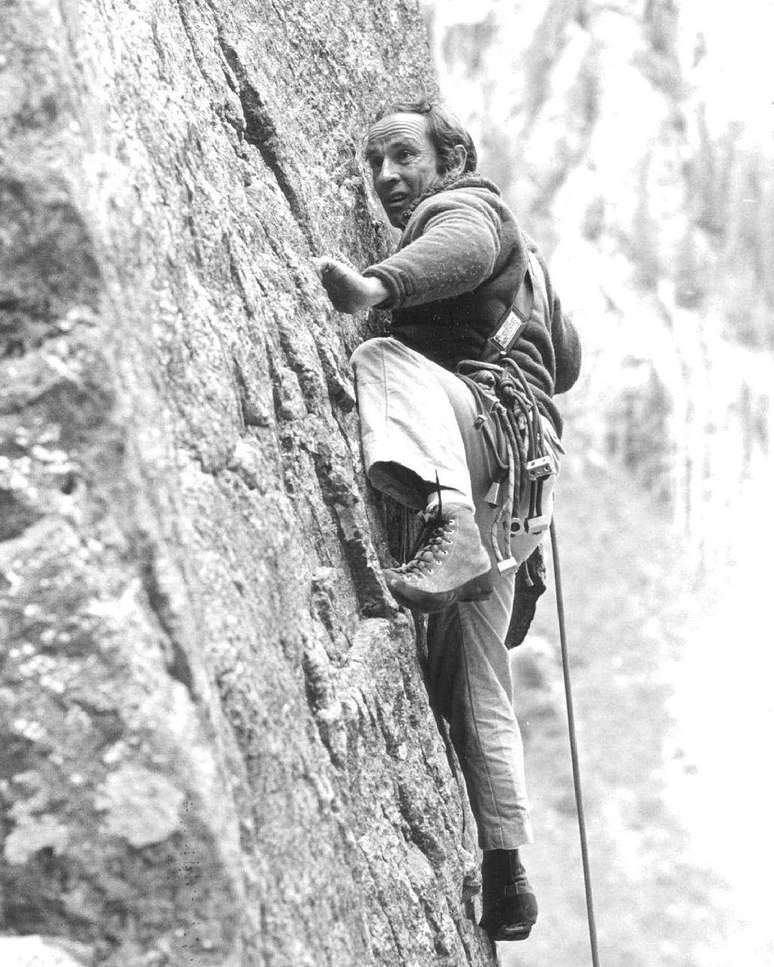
[351,336,559,850]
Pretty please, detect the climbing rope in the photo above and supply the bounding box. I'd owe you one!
[550,519,601,967]
[451,348,601,964]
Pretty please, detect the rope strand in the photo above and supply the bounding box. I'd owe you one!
[550,519,601,967]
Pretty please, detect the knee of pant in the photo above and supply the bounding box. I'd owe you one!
[350,336,393,372]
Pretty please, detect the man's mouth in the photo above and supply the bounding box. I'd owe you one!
[385,192,408,209]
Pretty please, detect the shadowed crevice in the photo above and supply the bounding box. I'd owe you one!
[218,38,318,254]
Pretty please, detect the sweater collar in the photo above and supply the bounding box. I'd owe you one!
[396,173,501,229]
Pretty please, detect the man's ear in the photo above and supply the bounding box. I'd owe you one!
[449,143,467,176]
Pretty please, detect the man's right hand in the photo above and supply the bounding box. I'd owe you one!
[313,257,388,313]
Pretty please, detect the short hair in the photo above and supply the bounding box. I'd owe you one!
[370,98,478,174]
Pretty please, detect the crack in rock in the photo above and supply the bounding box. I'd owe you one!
[218,38,318,254]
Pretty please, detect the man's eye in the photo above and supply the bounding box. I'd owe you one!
[397,150,413,162]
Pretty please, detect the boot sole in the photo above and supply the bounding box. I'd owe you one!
[387,570,493,614]
[489,924,532,942]
[480,914,536,942]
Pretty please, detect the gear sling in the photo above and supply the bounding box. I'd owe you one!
[454,251,558,576]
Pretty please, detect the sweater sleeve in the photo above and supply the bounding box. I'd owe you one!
[362,192,502,308]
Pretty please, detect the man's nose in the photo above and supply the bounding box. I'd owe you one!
[375,158,399,185]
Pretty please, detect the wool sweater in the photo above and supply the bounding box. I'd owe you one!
[363,174,581,434]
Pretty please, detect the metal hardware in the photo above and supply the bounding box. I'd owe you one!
[526,455,554,480]
[510,516,523,534]
[497,556,517,574]
[490,310,526,353]
[526,514,550,534]
[485,480,501,507]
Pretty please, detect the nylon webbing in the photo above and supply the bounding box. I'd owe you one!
[550,519,601,967]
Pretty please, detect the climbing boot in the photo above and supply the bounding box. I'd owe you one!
[479,848,538,942]
[384,501,492,613]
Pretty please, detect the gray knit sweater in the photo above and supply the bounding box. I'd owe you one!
[363,174,581,434]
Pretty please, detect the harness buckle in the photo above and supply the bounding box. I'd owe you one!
[526,455,554,480]
[526,514,550,534]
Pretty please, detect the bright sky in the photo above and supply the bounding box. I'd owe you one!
[678,0,774,138]
[672,4,774,956]
[435,0,774,141]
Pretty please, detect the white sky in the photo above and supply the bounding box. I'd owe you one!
[678,0,774,138]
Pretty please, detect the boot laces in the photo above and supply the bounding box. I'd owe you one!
[398,506,454,577]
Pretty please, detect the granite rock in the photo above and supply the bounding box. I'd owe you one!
[0,2,496,964]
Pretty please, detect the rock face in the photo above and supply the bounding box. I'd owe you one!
[0,3,496,965]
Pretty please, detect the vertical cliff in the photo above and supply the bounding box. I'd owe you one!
[0,3,497,965]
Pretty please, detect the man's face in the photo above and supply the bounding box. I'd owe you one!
[365,113,443,227]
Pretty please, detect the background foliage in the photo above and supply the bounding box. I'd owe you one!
[425,1,774,963]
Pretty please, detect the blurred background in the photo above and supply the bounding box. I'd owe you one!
[422,2,774,964]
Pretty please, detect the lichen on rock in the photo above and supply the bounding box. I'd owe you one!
[93,765,186,849]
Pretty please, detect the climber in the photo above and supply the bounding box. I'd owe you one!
[314,99,580,943]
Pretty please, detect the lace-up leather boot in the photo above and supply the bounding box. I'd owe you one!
[383,502,492,613]
[479,848,538,941]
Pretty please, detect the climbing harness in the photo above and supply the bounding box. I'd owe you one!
[551,520,601,967]
[455,352,555,572]
[450,251,558,570]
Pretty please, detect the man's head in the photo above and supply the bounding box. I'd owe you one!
[365,99,477,227]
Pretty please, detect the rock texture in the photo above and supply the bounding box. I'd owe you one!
[0,3,497,965]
